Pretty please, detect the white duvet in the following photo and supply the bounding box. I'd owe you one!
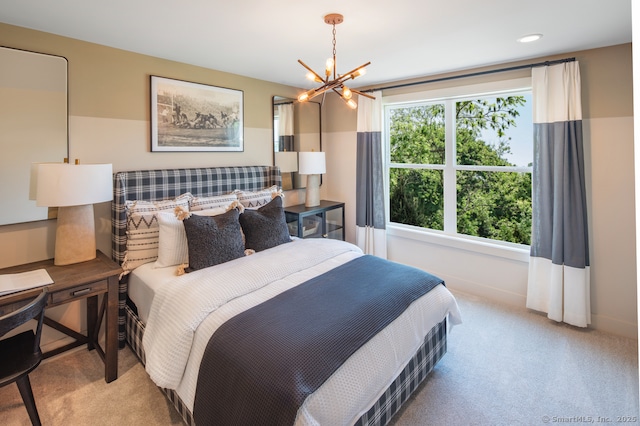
[142,238,461,425]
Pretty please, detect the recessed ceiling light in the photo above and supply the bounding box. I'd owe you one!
[517,34,543,43]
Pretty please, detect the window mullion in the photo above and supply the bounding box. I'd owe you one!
[443,99,456,234]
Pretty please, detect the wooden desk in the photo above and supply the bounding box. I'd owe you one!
[0,251,121,383]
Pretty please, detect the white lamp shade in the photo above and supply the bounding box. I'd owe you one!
[275,151,299,173]
[28,162,40,201]
[298,151,326,175]
[35,163,113,207]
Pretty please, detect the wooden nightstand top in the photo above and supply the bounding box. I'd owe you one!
[284,200,344,215]
[0,251,121,307]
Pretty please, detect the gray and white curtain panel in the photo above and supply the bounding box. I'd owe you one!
[277,103,294,152]
[356,91,387,258]
[527,61,590,327]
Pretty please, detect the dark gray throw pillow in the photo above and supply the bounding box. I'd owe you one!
[182,208,245,271]
[239,196,291,252]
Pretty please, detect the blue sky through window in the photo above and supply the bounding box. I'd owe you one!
[479,93,533,167]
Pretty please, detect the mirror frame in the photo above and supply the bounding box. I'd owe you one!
[0,46,69,225]
[272,96,322,189]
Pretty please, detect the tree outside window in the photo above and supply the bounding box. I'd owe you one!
[387,92,532,245]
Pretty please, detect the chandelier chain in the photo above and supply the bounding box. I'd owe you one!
[332,24,337,79]
[332,24,337,58]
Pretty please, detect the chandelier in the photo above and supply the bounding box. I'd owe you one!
[297,13,374,109]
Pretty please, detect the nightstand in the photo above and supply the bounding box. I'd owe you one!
[0,251,122,383]
[284,200,345,241]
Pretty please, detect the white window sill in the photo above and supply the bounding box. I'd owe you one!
[386,224,530,263]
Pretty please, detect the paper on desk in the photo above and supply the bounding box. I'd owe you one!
[0,269,53,296]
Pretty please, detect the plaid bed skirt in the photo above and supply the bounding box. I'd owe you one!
[125,304,447,426]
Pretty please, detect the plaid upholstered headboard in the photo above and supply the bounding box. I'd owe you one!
[111,165,281,347]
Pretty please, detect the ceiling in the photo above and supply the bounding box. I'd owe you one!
[0,1,632,89]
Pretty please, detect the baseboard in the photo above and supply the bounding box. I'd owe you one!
[40,324,98,357]
[438,271,527,308]
[440,271,638,339]
[41,335,83,358]
[590,313,638,339]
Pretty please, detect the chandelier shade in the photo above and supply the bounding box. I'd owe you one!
[297,13,374,109]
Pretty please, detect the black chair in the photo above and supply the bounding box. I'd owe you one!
[0,289,48,426]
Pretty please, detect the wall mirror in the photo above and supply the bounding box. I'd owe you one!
[0,46,68,225]
[273,96,321,190]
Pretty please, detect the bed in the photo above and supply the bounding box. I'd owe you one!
[111,165,461,426]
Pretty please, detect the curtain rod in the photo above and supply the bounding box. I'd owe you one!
[362,57,576,93]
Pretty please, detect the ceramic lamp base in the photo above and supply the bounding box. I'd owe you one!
[54,204,97,265]
[281,172,294,191]
[305,174,321,207]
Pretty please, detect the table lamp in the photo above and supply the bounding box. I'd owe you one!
[34,162,113,265]
[298,151,326,207]
[275,151,299,191]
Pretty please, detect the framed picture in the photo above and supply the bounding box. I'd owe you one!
[150,76,243,152]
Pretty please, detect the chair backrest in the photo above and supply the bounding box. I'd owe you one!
[0,289,48,353]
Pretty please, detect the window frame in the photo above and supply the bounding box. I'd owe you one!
[383,77,533,253]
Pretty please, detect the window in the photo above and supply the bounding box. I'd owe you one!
[385,87,532,246]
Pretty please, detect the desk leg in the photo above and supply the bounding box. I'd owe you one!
[105,275,119,383]
[86,295,98,351]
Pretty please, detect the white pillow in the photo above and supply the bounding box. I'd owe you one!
[190,193,238,212]
[192,206,230,217]
[122,193,192,273]
[234,185,282,209]
[154,211,189,268]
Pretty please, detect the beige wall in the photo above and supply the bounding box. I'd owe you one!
[322,44,637,338]
[0,23,304,349]
[0,22,305,267]
[0,22,635,345]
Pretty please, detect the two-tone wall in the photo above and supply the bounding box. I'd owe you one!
[321,43,637,338]
[0,23,307,268]
[0,22,636,345]
[0,22,305,350]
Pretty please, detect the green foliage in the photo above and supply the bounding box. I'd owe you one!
[456,170,531,244]
[390,168,444,230]
[390,105,445,164]
[389,96,531,245]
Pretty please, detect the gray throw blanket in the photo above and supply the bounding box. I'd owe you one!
[193,254,444,425]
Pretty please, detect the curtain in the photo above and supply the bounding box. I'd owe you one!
[356,91,387,258]
[527,61,590,327]
[277,103,294,152]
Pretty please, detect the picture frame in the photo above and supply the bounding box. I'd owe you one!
[150,76,244,152]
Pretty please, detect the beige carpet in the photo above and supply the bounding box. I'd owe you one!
[0,341,183,426]
[1,290,638,425]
